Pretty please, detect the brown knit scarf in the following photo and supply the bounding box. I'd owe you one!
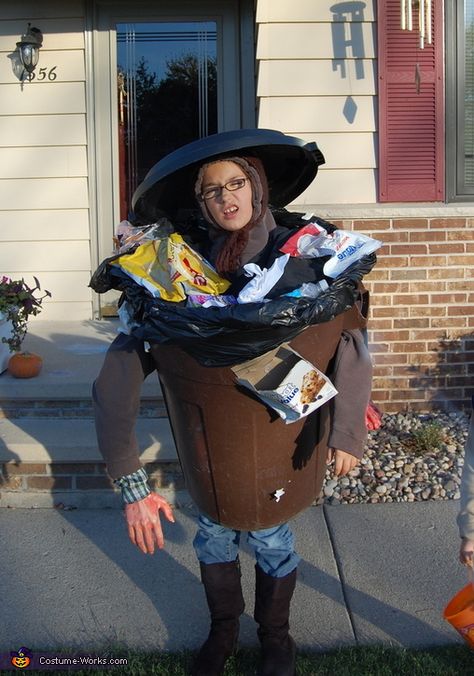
[194,156,270,277]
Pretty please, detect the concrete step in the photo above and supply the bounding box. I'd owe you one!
[0,319,162,401]
[0,416,177,464]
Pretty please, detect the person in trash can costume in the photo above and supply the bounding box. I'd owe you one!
[92,133,375,676]
[457,396,474,567]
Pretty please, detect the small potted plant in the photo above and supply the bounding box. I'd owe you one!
[0,275,51,377]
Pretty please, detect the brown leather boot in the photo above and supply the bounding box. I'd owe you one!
[254,564,297,676]
[192,560,245,676]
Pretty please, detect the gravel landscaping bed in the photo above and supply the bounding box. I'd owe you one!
[320,410,471,505]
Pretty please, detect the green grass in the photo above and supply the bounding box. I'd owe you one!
[20,644,474,676]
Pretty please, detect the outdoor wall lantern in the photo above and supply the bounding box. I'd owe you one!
[16,23,43,74]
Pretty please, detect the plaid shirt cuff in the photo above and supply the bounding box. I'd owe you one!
[114,467,151,504]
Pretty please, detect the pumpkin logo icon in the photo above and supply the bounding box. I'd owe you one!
[10,647,32,669]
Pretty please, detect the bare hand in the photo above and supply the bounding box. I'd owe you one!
[125,492,175,554]
[327,448,359,477]
[459,538,474,567]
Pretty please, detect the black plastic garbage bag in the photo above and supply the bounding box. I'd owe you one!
[90,250,376,367]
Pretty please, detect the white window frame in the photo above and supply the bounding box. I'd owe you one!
[446,0,474,201]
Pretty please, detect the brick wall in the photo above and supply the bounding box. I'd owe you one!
[0,461,184,500]
[331,217,474,413]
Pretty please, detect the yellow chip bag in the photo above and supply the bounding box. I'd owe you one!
[113,233,230,302]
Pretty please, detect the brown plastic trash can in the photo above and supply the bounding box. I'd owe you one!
[151,302,366,530]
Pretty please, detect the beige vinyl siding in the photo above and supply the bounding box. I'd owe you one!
[0,1,91,320]
[258,96,376,132]
[0,242,90,272]
[0,83,86,115]
[0,210,89,240]
[294,133,376,170]
[256,0,377,205]
[21,272,93,302]
[256,1,376,22]
[0,147,87,178]
[0,178,88,209]
[0,114,86,146]
[256,23,376,59]
[257,60,376,97]
[297,169,377,205]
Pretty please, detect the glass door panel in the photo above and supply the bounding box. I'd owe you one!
[116,22,218,220]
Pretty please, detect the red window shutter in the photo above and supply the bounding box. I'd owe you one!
[378,0,444,202]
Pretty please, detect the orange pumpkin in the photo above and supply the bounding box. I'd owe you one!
[8,351,43,378]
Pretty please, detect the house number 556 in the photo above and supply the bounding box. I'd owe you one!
[28,66,58,81]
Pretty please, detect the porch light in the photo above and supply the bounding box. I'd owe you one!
[16,23,43,74]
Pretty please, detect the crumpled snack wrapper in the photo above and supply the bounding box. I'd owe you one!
[113,233,231,302]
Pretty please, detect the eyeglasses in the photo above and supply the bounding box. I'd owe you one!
[199,177,248,201]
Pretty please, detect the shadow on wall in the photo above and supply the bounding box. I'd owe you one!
[408,332,474,411]
[330,1,368,125]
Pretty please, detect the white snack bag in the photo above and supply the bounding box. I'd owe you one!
[237,254,290,303]
[232,345,337,424]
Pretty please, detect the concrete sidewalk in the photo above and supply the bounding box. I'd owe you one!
[0,500,466,654]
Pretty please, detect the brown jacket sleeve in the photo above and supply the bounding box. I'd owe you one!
[326,328,372,458]
[92,333,156,479]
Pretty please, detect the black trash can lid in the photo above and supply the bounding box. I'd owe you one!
[131,128,325,219]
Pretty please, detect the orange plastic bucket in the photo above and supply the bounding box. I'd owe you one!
[443,582,474,649]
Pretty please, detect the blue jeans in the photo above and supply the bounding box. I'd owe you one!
[193,514,300,578]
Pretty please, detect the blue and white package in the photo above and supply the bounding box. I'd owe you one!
[280,223,382,279]
[232,345,338,424]
[322,230,382,278]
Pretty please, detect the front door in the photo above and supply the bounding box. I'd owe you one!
[89,0,254,316]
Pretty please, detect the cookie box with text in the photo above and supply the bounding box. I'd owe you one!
[232,344,338,424]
